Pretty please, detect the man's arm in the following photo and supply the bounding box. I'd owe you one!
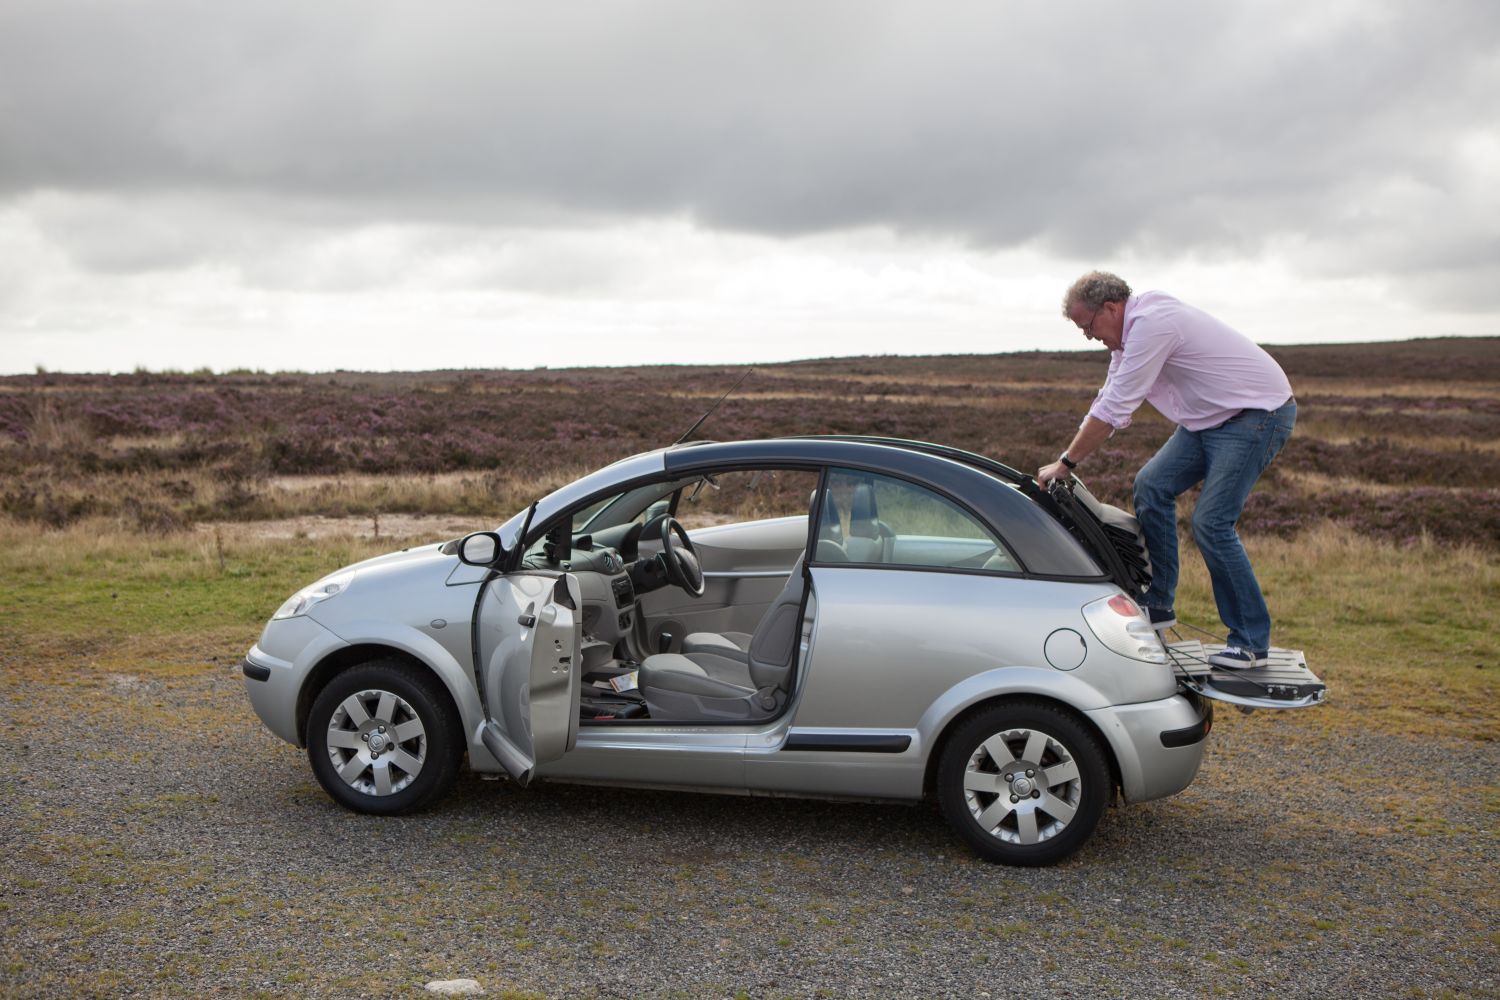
[1037,416,1114,485]
[1037,316,1179,485]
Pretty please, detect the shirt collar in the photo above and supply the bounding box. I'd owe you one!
[1117,294,1141,351]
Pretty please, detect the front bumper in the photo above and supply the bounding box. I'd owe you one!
[1085,691,1212,804]
[242,614,349,747]
[243,646,303,746]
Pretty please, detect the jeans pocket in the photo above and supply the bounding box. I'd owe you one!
[1262,419,1293,467]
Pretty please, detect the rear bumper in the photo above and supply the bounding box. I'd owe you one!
[1085,692,1211,804]
[1160,697,1213,748]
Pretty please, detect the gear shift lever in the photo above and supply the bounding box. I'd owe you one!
[657,631,674,654]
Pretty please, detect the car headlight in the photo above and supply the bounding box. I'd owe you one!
[1081,593,1168,664]
[272,572,355,620]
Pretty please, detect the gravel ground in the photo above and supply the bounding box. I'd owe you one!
[1,658,1495,999]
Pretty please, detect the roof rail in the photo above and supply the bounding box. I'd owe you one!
[786,435,1038,495]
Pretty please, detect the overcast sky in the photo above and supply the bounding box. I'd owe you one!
[2,0,1496,374]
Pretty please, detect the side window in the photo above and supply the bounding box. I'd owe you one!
[817,469,1019,573]
[672,469,820,531]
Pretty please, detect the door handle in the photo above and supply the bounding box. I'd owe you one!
[517,614,537,627]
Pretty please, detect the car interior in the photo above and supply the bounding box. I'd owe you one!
[515,464,1024,727]
[515,468,820,726]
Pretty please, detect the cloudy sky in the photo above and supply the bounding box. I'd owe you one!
[1,0,1496,374]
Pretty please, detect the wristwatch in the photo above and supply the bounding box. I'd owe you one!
[1059,453,1077,470]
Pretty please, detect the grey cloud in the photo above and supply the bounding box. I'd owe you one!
[20,189,665,297]
[24,193,228,274]
[1,0,1496,295]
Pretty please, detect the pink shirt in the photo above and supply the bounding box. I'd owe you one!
[1087,291,1293,433]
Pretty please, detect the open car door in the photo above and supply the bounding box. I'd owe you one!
[474,572,582,786]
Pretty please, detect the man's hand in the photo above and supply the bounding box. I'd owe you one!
[1037,460,1072,486]
[1039,417,1114,486]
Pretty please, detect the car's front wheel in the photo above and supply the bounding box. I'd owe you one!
[307,658,462,815]
[937,701,1110,866]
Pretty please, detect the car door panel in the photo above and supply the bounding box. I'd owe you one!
[475,572,582,781]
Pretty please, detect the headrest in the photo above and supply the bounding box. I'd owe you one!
[848,483,878,535]
[817,488,843,539]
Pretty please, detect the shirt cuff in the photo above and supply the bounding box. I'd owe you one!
[1086,404,1132,431]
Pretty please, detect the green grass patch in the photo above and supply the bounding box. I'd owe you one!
[0,519,396,669]
[1175,524,1499,741]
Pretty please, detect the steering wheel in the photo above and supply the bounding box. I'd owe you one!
[659,517,705,597]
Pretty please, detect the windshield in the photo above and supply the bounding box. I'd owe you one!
[491,449,671,553]
[576,480,686,534]
[494,486,658,554]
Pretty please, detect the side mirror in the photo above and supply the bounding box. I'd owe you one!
[457,531,504,567]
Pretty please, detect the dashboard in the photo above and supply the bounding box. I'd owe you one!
[524,542,640,646]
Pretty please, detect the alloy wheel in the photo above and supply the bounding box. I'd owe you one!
[961,726,1084,846]
[324,688,428,797]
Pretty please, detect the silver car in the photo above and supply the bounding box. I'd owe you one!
[242,437,1323,865]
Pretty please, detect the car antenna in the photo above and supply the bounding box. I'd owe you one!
[672,368,753,445]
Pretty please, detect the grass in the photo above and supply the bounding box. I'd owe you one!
[4,339,1498,548]
[0,518,394,664]
[1175,524,1499,740]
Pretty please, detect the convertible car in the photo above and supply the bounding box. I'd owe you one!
[242,436,1324,865]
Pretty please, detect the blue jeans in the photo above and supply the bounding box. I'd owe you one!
[1134,398,1296,652]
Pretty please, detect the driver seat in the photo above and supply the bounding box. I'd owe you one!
[678,489,841,669]
[637,555,808,722]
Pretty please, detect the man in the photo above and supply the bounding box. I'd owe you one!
[1037,271,1296,669]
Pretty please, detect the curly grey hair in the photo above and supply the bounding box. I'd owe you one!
[1062,271,1132,316]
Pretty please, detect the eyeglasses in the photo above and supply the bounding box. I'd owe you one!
[1079,308,1103,338]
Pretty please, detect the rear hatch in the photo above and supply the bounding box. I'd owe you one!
[1025,477,1151,599]
[1034,477,1326,711]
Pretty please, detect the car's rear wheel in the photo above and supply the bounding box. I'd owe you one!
[937,701,1109,866]
[307,658,462,815]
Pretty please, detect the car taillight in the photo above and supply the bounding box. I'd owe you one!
[1082,594,1168,664]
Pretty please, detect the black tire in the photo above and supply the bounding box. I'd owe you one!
[307,658,463,815]
[936,701,1110,866]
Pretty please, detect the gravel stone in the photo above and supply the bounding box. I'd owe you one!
[0,659,1495,999]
